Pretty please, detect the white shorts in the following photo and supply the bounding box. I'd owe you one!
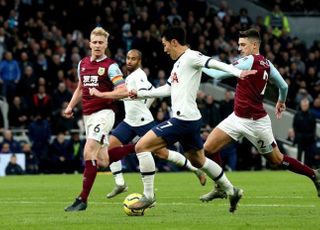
[83,109,115,147]
[217,112,276,154]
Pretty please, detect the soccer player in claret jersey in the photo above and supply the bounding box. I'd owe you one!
[89,49,206,199]
[64,27,133,212]
[200,28,320,202]
[128,26,256,213]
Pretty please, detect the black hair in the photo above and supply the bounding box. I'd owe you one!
[239,28,261,42]
[161,26,186,45]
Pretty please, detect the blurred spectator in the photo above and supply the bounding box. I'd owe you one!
[17,65,37,108]
[49,132,69,174]
[1,142,11,153]
[220,142,237,171]
[264,4,290,37]
[66,130,84,173]
[201,95,221,128]
[153,69,167,87]
[51,102,77,135]
[236,8,252,30]
[28,113,51,173]
[8,96,29,128]
[22,142,39,174]
[287,128,296,143]
[282,128,298,160]
[159,100,172,120]
[219,90,234,119]
[34,53,48,79]
[32,85,52,119]
[0,129,22,153]
[0,27,8,61]
[293,98,316,166]
[47,54,65,91]
[52,82,72,114]
[5,154,24,175]
[196,90,206,116]
[0,51,21,103]
[311,97,320,119]
[295,88,313,108]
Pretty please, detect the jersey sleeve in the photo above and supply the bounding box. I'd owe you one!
[135,74,153,91]
[202,67,233,80]
[202,55,254,79]
[108,63,125,87]
[189,51,211,68]
[232,55,254,70]
[268,61,288,102]
[77,61,82,81]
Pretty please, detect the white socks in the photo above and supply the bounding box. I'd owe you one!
[137,152,155,199]
[167,150,198,172]
[110,161,125,186]
[201,158,234,195]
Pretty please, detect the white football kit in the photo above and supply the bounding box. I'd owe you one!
[168,49,210,121]
[124,68,154,126]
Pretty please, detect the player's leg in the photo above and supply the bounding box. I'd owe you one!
[64,139,101,212]
[201,117,237,202]
[264,146,320,197]
[106,135,128,198]
[154,147,206,185]
[128,130,167,210]
[205,113,240,168]
[248,114,320,197]
[178,117,242,213]
[186,148,243,213]
[65,109,115,212]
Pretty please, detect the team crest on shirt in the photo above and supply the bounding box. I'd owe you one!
[97,67,105,76]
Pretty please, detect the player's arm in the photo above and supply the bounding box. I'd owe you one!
[269,61,288,103]
[202,55,255,79]
[130,82,171,99]
[268,61,288,119]
[64,62,83,118]
[89,83,128,99]
[89,63,128,99]
[203,55,256,78]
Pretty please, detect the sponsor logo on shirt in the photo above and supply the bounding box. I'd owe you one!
[83,75,99,86]
[171,72,179,83]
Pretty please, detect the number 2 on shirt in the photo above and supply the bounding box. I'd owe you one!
[260,70,269,95]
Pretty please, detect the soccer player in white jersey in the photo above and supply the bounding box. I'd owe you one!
[90,49,206,199]
[127,27,256,213]
[199,28,320,202]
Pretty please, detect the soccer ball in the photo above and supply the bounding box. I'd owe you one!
[123,193,145,216]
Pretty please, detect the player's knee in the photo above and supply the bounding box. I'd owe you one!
[97,159,109,168]
[135,142,145,153]
[204,142,216,154]
[267,151,284,165]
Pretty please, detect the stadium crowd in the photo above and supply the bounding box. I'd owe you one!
[0,0,319,174]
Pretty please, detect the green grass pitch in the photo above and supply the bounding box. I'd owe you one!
[1,171,319,230]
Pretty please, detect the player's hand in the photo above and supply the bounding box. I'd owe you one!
[275,101,286,119]
[129,89,137,99]
[63,106,74,119]
[89,87,101,97]
[239,70,257,79]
